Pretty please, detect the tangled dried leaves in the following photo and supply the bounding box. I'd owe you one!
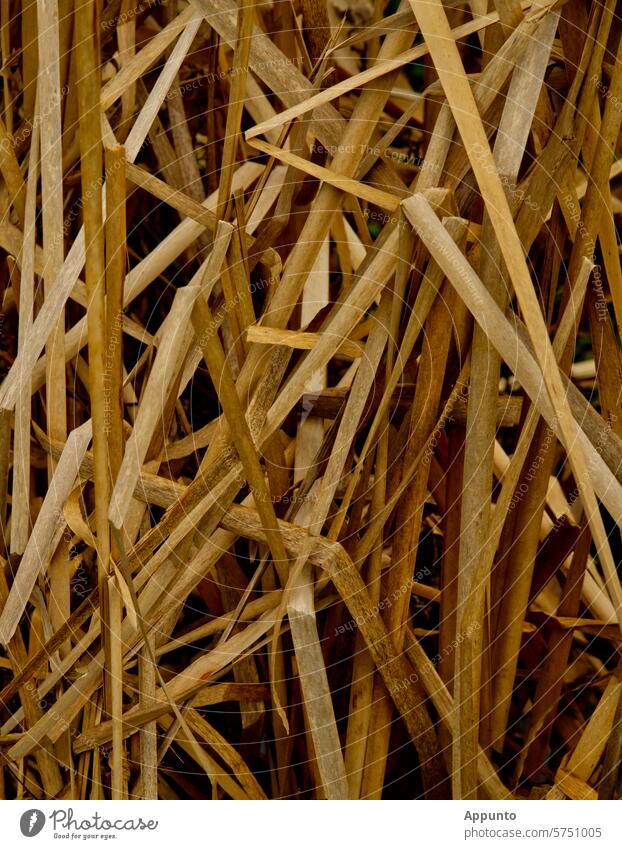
[0,0,621,802]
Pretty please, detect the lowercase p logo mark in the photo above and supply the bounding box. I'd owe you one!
[20,810,46,837]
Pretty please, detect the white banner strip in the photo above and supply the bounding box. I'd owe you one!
[0,800,618,848]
